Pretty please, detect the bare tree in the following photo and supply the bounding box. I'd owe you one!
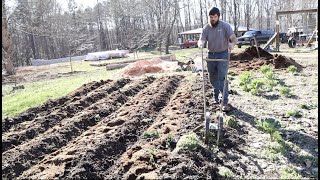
[2,0,15,75]
[199,0,204,27]
[220,0,227,21]
[228,0,240,34]
[165,0,179,54]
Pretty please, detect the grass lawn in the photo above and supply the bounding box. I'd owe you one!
[2,69,120,119]
[2,48,201,119]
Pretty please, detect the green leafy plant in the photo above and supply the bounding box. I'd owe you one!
[279,86,292,97]
[256,118,285,144]
[270,131,284,143]
[299,103,313,110]
[264,79,279,91]
[176,133,201,151]
[286,110,302,118]
[165,133,175,149]
[260,65,272,74]
[248,79,265,95]
[268,141,286,154]
[264,70,275,80]
[224,115,239,129]
[256,118,280,134]
[287,65,298,74]
[218,166,233,177]
[280,166,302,179]
[239,71,253,92]
[143,130,160,139]
[148,146,156,164]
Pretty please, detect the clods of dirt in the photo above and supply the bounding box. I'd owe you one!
[273,54,304,71]
[231,46,274,60]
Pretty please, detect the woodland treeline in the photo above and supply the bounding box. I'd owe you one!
[2,0,318,74]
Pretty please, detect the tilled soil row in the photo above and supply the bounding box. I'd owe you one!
[104,77,204,179]
[2,79,130,153]
[19,75,183,179]
[2,77,156,179]
[155,76,247,179]
[2,80,111,133]
[105,76,244,179]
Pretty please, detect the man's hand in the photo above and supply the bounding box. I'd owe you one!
[228,42,234,51]
[197,40,205,48]
[229,34,237,52]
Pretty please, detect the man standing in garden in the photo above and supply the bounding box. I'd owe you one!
[198,7,237,112]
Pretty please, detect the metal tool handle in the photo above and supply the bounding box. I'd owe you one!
[203,58,228,62]
[201,47,210,144]
[219,53,230,112]
[201,48,230,145]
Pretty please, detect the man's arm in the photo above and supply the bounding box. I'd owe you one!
[198,28,207,48]
[228,34,237,50]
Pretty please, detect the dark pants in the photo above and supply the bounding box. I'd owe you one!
[207,51,229,105]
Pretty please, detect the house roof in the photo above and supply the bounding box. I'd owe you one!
[178,24,258,35]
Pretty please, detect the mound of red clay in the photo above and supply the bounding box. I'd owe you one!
[122,58,164,76]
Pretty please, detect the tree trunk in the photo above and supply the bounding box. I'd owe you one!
[2,0,15,75]
[165,0,178,54]
[187,0,191,30]
[199,1,203,27]
[28,34,37,59]
[233,0,238,34]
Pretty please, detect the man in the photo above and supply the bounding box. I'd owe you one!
[198,7,237,112]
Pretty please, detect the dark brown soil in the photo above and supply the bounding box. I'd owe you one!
[230,46,274,60]
[228,47,304,74]
[273,54,304,71]
[2,74,248,179]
